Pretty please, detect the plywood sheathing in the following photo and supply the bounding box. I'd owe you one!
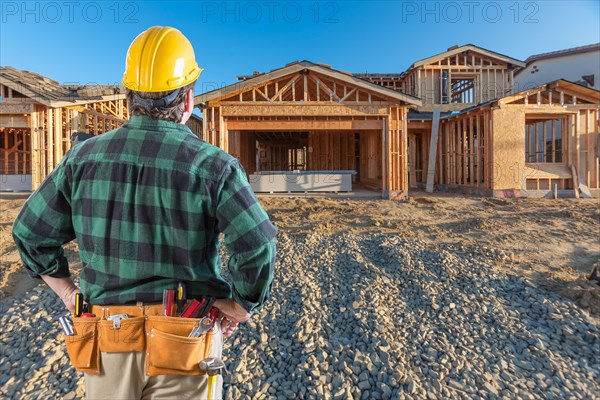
[436,79,599,195]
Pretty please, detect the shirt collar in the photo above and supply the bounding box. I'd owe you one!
[125,115,194,135]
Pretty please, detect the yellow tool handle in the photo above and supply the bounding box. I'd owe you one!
[207,375,217,400]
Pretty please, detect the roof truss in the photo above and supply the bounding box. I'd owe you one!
[500,80,600,106]
[410,45,525,70]
[196,61,421,106]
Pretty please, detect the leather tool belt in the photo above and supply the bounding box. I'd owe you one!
[63,304,214,376]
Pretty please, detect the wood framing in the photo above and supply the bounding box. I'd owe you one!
[436,80,599,196]
[0,67,131,190]
[358,44,526,112]
[196,61,420,199]
[1,67,203,191]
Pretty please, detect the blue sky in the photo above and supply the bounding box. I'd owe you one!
[1,0,599,98]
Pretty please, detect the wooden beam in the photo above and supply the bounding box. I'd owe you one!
[227,119,384,130]
[469,116,474,185]
[409,134,417,188]
[54,109,63,162]
[47,108,54,171]
[304,75,308,102]
[426,108,441,192]
[220,104,389,117]
[340,88,357,102]
[270,77,296,102]
[314,77,337,101]
[256,87,269,101]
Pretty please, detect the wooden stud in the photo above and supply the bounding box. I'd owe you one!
[574,112,580,173]
[473,114,482,187]
[304,75,308,102]
[55,108,62,166]
[534,119,539,162]
[551,119,555,163]
[469,116,474,185]
[211,107,215,145]
[47,108,54,172]
[316,80,320,101]
[426,108,441,192]
[202,109,208,141]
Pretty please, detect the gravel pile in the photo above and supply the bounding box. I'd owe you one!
[221,231,599,400]
[0,285,84,399]
[1,230,598,399]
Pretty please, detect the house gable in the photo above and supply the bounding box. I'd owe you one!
[409,44,525,71]
[196,61,421,106]
[499,79,600,106]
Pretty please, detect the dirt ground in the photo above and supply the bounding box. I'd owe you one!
[1,192,599,321]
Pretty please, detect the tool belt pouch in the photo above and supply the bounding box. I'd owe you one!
[98,316,145,353]
[145,316,213,376]
[64,317,101,374]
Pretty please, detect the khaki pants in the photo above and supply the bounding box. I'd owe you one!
[84,323,223,400]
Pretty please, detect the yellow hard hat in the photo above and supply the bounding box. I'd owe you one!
[123,26,202,92]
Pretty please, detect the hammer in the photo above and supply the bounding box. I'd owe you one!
[199,357,227,400]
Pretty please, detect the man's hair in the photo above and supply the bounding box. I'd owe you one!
[126,82,194,123]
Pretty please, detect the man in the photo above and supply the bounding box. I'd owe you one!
[12,26,277,399]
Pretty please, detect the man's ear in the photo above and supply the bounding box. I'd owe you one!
[185,88,194,113]
[180,88,195,124]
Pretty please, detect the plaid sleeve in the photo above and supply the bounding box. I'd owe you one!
[12,154,75,279]
[215,160,277,312]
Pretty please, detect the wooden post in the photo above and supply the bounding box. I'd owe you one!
[47,108,54,172]
[571,164,580,199]
[409,134,417,188]
[462,118,467,185]
[476,114,481,187]
[469,116,474,185]
[304,74,308,101]
[211,107,215,145]
[202,108,208,141]
[54,108,62,166]
[381,118,387,197]
[402,108,408,195]
[426,108,441,192]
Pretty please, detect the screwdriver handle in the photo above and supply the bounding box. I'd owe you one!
[74,293,83,317]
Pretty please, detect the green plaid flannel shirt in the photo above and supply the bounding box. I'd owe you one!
[12,115,277,312]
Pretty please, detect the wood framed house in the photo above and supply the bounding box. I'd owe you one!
[195,61,422,199]
[6,43,598,198]
[0,66,128,191]
[357,45,599,197]
[0,66,202,191]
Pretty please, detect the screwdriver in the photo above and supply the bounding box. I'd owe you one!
[74,293,83,317]
[176,282,186,316]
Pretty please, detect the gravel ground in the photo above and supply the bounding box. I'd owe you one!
[1,230,599,399]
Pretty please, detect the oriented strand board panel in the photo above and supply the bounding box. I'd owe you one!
[491,107,526,191]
